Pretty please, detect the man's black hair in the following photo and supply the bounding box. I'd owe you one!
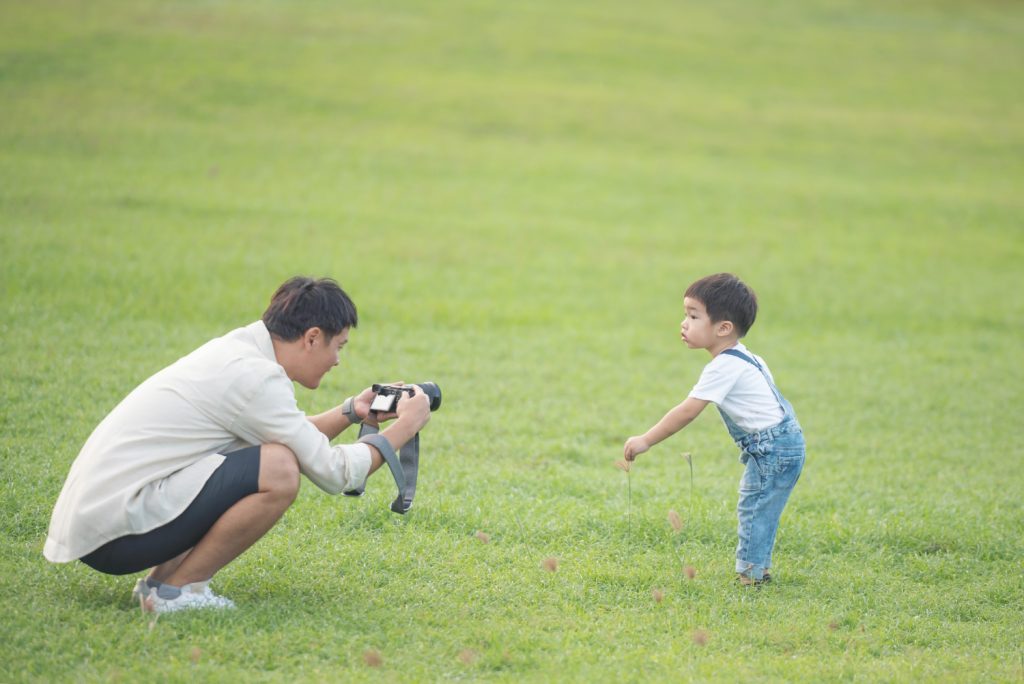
[262,276,357,341]
[685,273,758,337]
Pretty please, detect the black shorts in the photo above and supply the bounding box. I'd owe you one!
[80,446,261,575]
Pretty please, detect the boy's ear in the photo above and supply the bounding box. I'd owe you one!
[715,320,735,337]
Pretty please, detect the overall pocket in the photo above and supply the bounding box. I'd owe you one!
[739,455,764,493]
[770,438,805,488]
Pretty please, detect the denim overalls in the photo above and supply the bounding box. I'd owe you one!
[719,349,805,581]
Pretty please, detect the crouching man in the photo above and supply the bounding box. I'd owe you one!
[43,276,430,613]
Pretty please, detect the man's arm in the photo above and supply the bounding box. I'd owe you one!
[232,376,405,494]
[308,385,383,439]
[307,404,351,440]
[624,396,709,461]
[307,385,431,475]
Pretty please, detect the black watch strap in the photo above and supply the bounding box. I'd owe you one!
[341,396,362,425]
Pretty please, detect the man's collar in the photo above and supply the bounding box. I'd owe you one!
[247,320,278,363]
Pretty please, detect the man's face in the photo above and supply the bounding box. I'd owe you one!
[680,297,717,349]
[299,327,349,389]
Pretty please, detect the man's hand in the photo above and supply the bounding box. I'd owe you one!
[396,384,431,431]
[361,384,431,468]
[623,435,650,462]
[354,382,403,427]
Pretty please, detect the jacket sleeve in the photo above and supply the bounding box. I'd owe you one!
[229,373,372,494]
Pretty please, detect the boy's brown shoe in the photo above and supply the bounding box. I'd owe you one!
[737,572,772,586]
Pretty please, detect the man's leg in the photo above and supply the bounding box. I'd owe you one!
[160,443,300,588]
[147,549,191,585]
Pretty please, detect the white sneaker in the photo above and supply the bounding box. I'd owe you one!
[144,581,236,614]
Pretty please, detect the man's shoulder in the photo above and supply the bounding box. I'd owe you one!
[180,323,287,389]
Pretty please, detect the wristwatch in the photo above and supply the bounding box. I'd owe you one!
[341,396,362,425]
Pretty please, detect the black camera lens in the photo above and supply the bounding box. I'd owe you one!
[414,382,442,411]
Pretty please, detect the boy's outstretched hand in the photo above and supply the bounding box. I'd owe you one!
[623,436,650,461]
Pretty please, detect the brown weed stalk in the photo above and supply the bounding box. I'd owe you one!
[614,459,632,533]
[667,452,697,577]
[682,452,694,521]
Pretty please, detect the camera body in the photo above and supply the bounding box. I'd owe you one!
[369,382,442,414]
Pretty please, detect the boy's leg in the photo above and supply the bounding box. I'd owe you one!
[764,455,804,570]
[160,443,300,588]
[736,450,804,581]
[735,456,770,581]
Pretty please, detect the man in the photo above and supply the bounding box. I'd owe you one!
[44,276,431,613]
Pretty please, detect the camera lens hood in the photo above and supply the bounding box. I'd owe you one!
[414,382,442,412]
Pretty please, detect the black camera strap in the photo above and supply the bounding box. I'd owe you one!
[344,424,419,514]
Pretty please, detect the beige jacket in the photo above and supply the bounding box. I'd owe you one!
[44,321,371,562]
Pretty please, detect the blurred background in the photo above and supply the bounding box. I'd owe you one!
[1,0,1022,679]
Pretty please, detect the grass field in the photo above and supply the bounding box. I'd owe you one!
[2,0,1023,681]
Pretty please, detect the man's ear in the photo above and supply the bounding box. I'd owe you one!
[302,327,323,349]
[715,320,735,337]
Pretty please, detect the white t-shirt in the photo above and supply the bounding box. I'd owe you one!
[688,342,784,433]
[44,321,372,563]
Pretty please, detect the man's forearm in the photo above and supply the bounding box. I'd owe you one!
[308,404,355,440]
[359,415,424,478]
[379,416,422,453]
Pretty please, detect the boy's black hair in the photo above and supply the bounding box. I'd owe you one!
[262,276,357,341]
[685,273,758,337]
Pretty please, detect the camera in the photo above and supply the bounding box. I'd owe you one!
[369,382,442,414]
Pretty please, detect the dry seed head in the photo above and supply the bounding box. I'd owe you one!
[682,452,692,465]
[190,647,202,664]
[692,629,709,646]
[363,649,383,667]
[652,588,664,603]
[474,530,490,544]
[684,565,697,579]
[668,510,683,532]
[614,459,631,472]
[458,649,478,665]
[542,557,559,572]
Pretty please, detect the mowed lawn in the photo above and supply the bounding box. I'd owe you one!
[1,0,1022,681]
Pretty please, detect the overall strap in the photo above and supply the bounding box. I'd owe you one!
[719,348,786,408]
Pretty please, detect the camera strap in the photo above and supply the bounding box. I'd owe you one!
[343,424,419,514]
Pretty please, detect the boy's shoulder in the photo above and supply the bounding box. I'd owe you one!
[708,343,759,366]
[701,344,771,379]
[717,344,760,364]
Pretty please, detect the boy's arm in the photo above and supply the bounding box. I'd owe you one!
[624,397,710,461]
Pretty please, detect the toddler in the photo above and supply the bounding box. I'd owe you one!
[624,273,805,585]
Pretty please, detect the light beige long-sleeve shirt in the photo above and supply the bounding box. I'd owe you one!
[44,320,371,563]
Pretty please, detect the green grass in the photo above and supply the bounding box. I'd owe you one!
[2,0,1023,680]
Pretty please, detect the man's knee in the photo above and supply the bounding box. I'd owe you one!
[259,443,301,501]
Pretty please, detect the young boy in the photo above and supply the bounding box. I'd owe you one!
[623,273,805,585]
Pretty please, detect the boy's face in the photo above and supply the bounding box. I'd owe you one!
[681,297,732,350]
